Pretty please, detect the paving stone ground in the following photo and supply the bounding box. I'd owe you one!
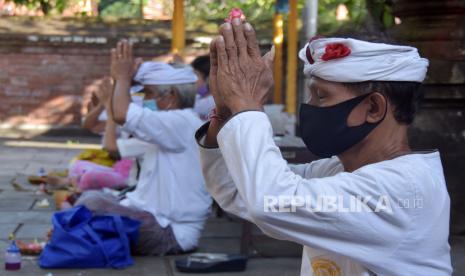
[0,137,301,276]
[0,136,463,275]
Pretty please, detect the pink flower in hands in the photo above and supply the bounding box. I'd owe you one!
[225,8,246,23]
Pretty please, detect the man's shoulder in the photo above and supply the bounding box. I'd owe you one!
[355,151,447,199]
[358,151,443,180]
[307,152,444,184]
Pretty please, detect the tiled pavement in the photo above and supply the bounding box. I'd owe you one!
[0,136,463,275]
[0,137,301,276]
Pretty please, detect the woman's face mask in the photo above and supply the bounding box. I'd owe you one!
[143,99,158,111]
[143,86,177,111]
[197,84,209,97]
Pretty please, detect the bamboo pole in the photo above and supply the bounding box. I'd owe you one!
[286,0,298,114]
[171,0,185,54]
[273,13,284,104]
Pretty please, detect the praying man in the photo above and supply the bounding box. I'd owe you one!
[196,18,452,275]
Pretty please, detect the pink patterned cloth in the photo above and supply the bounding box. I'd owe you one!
[69,159,133,191]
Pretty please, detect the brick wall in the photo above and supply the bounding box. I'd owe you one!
[0,42,172,129]
[0,18,192,130]
[0,17,276,131]
[1,50,108,126]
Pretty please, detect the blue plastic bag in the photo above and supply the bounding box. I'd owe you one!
[39,205,140,269]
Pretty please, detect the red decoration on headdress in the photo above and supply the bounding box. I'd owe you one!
[305,35,324,64]
[225,8,246,23]
[321,43,351,61]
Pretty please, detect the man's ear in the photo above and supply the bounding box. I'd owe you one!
[366,92,388,123]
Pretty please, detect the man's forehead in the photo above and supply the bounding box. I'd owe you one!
[307,77,342,90]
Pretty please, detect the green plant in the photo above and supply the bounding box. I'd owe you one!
[316,0,368,34]
[99,0,147,19]
[366,0,394,28]
[7,0,70,15]
[182,0,388,36]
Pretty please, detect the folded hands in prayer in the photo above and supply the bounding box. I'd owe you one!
[209,18,274,117]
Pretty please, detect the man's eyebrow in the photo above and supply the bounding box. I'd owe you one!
[314,81,332,95]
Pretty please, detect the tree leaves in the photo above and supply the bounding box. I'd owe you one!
[7,0,69,15]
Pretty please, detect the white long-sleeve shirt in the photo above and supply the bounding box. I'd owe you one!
[197,111,452,276]
[120,103,212,251]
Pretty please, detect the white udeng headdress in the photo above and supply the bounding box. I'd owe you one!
[133,61,197,85]
[298,37,429,83]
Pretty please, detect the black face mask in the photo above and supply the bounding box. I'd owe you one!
[299,93,386,158]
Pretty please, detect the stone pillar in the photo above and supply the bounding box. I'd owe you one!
[392,0,465,234]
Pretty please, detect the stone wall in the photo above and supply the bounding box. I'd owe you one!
[392,0,465,234]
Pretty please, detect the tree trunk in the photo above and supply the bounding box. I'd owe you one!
[365,0,386,32]
[39,0,50,15]
[139,0,144,19]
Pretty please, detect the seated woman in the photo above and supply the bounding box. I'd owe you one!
[45,77,135,192]
[75,47,212,256]
[191,55,215,121]
[68,79,144,169]
[77,83,115,168]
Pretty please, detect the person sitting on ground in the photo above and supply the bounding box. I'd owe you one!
[45,66,164,201]
[191,55,215,121]
[70,78,145,169]
[76,81,118,168]
[45,77,134,192]
[82,91,105,134]
[75,42,212,256]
